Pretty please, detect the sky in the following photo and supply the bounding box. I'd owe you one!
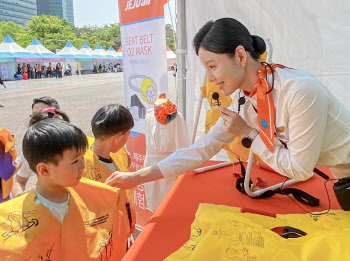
[73,0,176,28]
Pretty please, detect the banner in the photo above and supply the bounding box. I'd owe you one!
[119,0,168,133]
[1,64,9,79]
[119,0,168,227]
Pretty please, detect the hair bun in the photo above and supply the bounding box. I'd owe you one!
[251,35,266,55]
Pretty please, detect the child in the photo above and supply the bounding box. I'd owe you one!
[12,96,62,197]
[0,119,130,260]
[84,104,136,241]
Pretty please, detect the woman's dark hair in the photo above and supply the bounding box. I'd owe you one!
[32,96,60,109]
[92,104,134,139]
[193,18,266,60]
[29,109,70,126]
[23,118,88,173]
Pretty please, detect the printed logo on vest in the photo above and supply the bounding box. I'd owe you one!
[1,210,39,244]
[98,227,113,261]
[85,165,102,181]
[84,214,109,227]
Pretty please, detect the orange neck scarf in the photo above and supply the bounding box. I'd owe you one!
[244,63,286,152]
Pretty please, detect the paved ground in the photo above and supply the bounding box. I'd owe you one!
[0,72,178,155]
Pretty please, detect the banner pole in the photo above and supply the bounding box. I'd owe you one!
[176,0,187,120]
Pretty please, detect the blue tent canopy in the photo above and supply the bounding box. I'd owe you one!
[0,35,42,62]
[25,37,64,62]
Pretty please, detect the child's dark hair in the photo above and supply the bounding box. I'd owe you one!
[23,118,88,173]
[91,104,134,139]
[29,109,70,126]
[193,18,266,60]
[32,96,60,109]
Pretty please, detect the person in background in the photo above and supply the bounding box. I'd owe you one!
[17,64,21,75]
[38,64,42,78]
[28,64,33,79]
[55,64,59,78]
[11,96,61,197]
[47,63,52,78]
[0,75,6,89]
[21,63,27,76]
[58,63,63,78]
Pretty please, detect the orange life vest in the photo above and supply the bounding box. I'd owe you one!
[0,178,129,261]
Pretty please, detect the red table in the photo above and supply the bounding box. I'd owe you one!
[124,162,340,260]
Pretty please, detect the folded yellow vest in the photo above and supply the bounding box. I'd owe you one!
[83,139,135,235]
[166,203,350,261]
[0,178,129,261]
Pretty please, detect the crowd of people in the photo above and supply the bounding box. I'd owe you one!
[11,62,122,80]
[15,62,63,79]
[93,62,122,73]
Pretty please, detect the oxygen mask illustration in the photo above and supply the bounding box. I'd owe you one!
[128,74,158,104]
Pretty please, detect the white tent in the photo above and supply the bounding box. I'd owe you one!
[180,0,350,143]
[56,41,80,59]
[56,41,80,75]
[0,35,41,79]
[25,38,64,62]
[91,44,107,61]
[166,46,176,59]
[79,42,94,56]
[78,43,94,72]
[116,47,123,57]
[166,46,176,68]
[107,46,118,57]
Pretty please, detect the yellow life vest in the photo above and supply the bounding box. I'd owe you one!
[200,78,252,162]
[0,178,129,261]
[83,138,135,235]
[166,203,350,261]
[0,129,17,199]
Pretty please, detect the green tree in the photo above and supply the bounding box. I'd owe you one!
[74,24,121,50]
[165,24,176,51]
[26,15,76,51]
[0,21,27,44]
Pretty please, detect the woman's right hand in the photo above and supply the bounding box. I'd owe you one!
[105,171,140,189]
[105,165,164,189]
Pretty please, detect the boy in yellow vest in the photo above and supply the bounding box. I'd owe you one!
[0,118,130,260]
[84,104,136,241]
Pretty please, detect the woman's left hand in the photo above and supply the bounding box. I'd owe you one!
[216,106,253,138]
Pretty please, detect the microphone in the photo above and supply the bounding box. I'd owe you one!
[212,92,221,106]
[238,96,246,106]
[238,96,245,114]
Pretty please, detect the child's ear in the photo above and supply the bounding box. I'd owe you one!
[36,163,51,178]
[114,133,123,143]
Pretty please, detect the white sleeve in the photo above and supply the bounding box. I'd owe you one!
[16,153,35,179]
[251,78,328,181]
[157,114,236,180]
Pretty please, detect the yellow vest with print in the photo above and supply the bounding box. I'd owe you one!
[0,178,129,261]
[166,203,350,261]
[83,139,135,235]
